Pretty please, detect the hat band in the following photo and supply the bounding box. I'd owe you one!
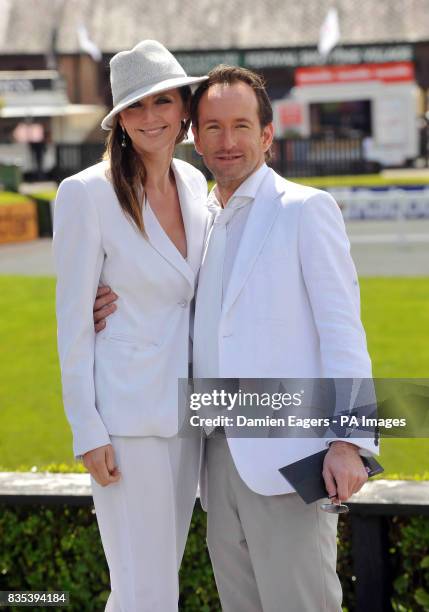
[113,71,187,105]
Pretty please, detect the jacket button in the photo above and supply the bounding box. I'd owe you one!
[178,300,188,308]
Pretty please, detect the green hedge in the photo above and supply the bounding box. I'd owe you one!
[0,165,22,192]
[0,501,218,612]
[1,467,428,611]
[27,192,56,238]
[1,498,428,611]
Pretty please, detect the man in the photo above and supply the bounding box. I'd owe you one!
[94,65,377,611]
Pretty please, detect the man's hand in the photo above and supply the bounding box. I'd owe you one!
[322,441,368,504]
[94,285,118,332]
[83,443,121,486]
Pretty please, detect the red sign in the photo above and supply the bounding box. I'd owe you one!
[295,62,414,86]
[279,102,303,126]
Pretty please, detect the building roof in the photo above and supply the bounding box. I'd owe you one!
[0,0,428,55]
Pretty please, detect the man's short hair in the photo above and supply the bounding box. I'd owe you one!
[190,64,274,161]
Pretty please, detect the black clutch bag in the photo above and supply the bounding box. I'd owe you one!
[279,450,384,504]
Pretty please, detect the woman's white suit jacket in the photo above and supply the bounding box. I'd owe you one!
[53,159,208,457]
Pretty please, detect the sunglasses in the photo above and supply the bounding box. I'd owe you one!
[320,495,349,514]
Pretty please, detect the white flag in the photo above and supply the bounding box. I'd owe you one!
[318,8,340,57]
[77,25,102,62]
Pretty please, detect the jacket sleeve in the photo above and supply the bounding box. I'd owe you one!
[53,177,111,457]
[298,191,378,455]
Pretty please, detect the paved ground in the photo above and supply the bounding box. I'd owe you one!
[2,171,426,277]
[347,218,429,276]
[0,238,55,276]
[0,219,428,277]
[2,472,427,508]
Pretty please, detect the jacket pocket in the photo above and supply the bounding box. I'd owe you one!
[102,333,159,348]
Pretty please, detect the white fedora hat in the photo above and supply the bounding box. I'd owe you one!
[101,40,207,130]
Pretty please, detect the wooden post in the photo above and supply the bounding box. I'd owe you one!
[351,513,393,612]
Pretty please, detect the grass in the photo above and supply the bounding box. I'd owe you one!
[359,277,429,477]
[0,275,428,473]
[291,174,429,188]
[207,173,429,192]
[28,190,57,201]
[360,278,429,378]
[0,191,55,208]
[0,276,71,468]
[0,192,33,205]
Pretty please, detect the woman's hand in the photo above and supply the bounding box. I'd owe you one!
[83,444,121,486]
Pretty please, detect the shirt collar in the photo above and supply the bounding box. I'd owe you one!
[208,163,269,211]
[230,163,269,202]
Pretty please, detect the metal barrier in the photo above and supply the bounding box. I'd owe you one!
[270,137,370,177]
[329,187,429,220]
[53,138,372,182]
[54,144,105,182]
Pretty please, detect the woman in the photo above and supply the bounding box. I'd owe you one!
[53,40,208,611]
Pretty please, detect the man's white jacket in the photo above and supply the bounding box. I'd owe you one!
[197,167,378,506]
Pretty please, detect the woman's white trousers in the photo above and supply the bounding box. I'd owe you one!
[91,435,200,612]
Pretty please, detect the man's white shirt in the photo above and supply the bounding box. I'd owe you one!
[193,163,270,381]
[207,162,270,316]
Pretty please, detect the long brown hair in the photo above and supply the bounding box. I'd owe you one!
[103,86,192,234]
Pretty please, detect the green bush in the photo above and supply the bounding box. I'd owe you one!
[0,165,22,192]
[1,498,428,611]
[1,466,428,611]
[0,505,110,611]
[179,504,219,611]
[0,502,219,612]
[0,465,219,611]
[391,516,429,611]
[28,192,56,238]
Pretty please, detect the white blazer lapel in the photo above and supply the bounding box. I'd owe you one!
[222,169,283,314]
[143,162,205,289]
[172,160,207,278]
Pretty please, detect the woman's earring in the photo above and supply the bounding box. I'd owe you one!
[121,128,127,148]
